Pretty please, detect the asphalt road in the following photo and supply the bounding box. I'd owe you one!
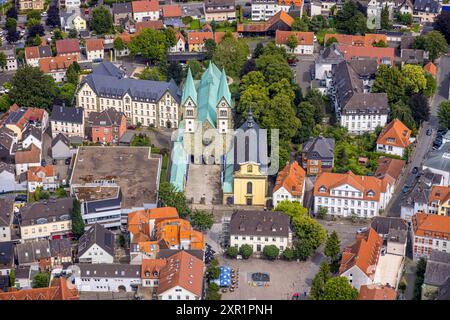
[386,55,450,217]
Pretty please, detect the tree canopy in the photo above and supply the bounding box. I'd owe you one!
[310,263,332,300]
[189,210,214,231]
[335,1,367,35]
[158,182,190,218]
[324,231,341,262]
[213,35,249,79]
[128,29,170,63]
[438,101,450,129]
[32,272,50,288]
[72,199,85,239]
[433,11,450,44]
[322,277,358,300]
[90,6,114,35]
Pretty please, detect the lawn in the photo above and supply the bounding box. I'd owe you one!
[189,19,201,30]
[159,153,169,187]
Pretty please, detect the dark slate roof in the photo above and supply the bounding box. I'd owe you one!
[0,275,9,292]
[0,241,15,268]
[38,45,52,58]
[423,142,450,174]
[401,49,427,64]
[16,240,51,265]
[400,34,415,50]
[230,210,291,237]
[23,125,42,142]
[233,111,268,173]
[77,223,115,258]
[0,162,15,174]
[424,251,450,287]
[317,43,345,64]
[19,198,73,227]
[112,2,132,15]
[83,190,122,215]
[77,263,141,278]
[386,228,407,245]
[371,216,408,235]
[0,198,13,227]
[302,136,335,160]
[0,127,15,151]
[82,62,181,104]
[414,0,440,13]
[14,266,30,279]
[156,249,204,261]
[51,133,70,148]
[50,106,84,124]
[438,276,450,300]
[88,108,125,127]
[49,238,72,258]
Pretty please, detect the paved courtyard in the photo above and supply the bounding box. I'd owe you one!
[216,256,322,300]
[318,219,369,250]
[185,164,222,205]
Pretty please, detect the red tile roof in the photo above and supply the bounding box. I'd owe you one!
[132,0,159,13]
[273,161,306,197]
[85,39,104,52]
[424,61,437,77]
[55,39,80,55]
[39,55,77,73]
[0,278,79,300]
[141,258,167,279]
[374,157,406,182]
[162,4,182,18]
[324,34,387,47]
[15,144,41,164]
[25,46,40,60]
[187,31,214,45]
[135,20,164,33]
[413,213,450,238]
[214,31,238,43]
[27,165,55,182]
[338,45,395,65]
[358,284,397,300]
[339,228,382,277]
[376,119,412,149]
[276,30,314,46]
[278,0,303,7]
[237,10,294,33]
[428,186,450,206]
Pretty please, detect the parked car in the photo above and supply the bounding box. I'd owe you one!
[412,167,418,174]
[15,194,27,202]
[52,159,57,165]
[127,125,137,130]
[65,158,71,165]
[41,159,46,166]
[402,185,410,193]
[426,128,432,136]
[292,293,300,300]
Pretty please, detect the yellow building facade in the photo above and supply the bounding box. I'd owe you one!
[233,162,268,206]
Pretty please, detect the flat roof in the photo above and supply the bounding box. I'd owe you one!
[373,253,403,288]
[75,186,120,202]
[70,146,161,208]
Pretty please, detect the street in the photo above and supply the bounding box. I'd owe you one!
[385,55,450,217]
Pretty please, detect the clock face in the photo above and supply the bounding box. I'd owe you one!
[221,102,225,107]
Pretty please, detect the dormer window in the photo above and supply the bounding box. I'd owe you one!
[319,186,327,192]
[367,190,375,197]
[145,271,150,277]
[256,223,262,232]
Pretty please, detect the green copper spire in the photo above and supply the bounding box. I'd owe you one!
[217,68,231,105]
[181,67,197,105]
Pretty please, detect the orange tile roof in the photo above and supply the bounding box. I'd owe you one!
[202,23,213,32]
[214,31,238,43]
[237,10,294,33]
[424,61,437,77]
[374,157,406,182]
[176,31,185,43]
[39,55,77,73]
[15,144,41,164]
[1,106,47,131]
[376,119,412,149]
[162,4,182,18]
[273,161,306,197]
[314,171,390,202]
[338,45,395,65]
[25,46,40,60]
[27,165,55,182]
[413,213,450,238]
[0,278,79,300]
[85,39,104,52]
[428,186,450,206]
[187,31,214,45]
[128,206,179,237]
[276,30,314,46]
[358,284,397,300]
[141,258,167,279]
[132,0,159,13]
[156,251,204,297]
[324,34,387,47]
[339,228,382,277]
[135,20,164,33]
[55,39,80,55]
[116,32,133,44]
[156,218,205,250]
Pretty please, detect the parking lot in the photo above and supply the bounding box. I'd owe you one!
[216,256,322,300]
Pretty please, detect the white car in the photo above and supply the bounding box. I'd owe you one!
[41,11,47,17]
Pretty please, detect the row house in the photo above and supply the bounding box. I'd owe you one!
[272,161,306,207]
[412,213,450,260]
[313,43,345,94]
[332,60,389,134]
[85,39,105,62]
[16,239,72,271]
[187,31,214,52]
[0,241,14,276]
[24,45,52,68]
[59,0,81,10]
[22,125,42,150]
[51,133,72,160]
[275,30,314,55]
[19,198,73,241]
[252,0,303,21]
[169,32,186,53]
[0,199,14,242]
[413,0,441,23]
[313,171,394,218]
[323,33,388,47]
[0,127,18,164]
[112,3,133,25]
[0,278,79,300]
[87,108,127,144]
[204,0,236,22]
[0,45,18,72]
[27,165,58,192]
[50,106,84,139]
[229,210,292,257]
[301,136,335,176]
[428,186,450,216]
[376,119,413,157]
[132,0,160,22]
[55,39,81,59]
[15,144,41,175]
[76,62,181,129]
[17,0,44,11]
[39,55,78,83]
[0,163,19,194]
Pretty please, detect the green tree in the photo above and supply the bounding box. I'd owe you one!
[294,101,315,144]
[68,28,78,39]
[187,60,203,79]
[423,72,437,98]
[72,199,85,239]
[33,35,42,46]
[0,52,7,71]
[408,94,430,124]
[335,1,367,35]
[317,206,328,219]
[27,17,41,29]
[390,101,416,131]
[32,272,50,288]
[324,231,341,262]
[438,101,450,129]
[206,282,222,300]
[286,34,299,52]
[213,36,249,79]
[322,277,358,300]
[66,62,80,85]
[310,262,332,300]
[128,29,168,63]
[381,4,391,30]
[27,10,41,21]
[5,18,17,30]
[206,259,220,280]
[167,61,184,85]
[55,187,68,199]
[255,53,293,84]
[239,244,253,259]
[58,83,76,107]
[91,5,113,35]
[413,257,427,300]
[263,245,279,260]
[225,246,238,258]
[158,182,191,218]
[204,38,216,60]
[113,36,125,51]
[372,65,405,103]
[9,268,15,287]
[53,28,64,40]
[163,27,177,48]
[424,30,448,61]
[9,65,57,110]
[293,214,327,249]
[291,15,310,32]
[275,200,308,220]
[282,247,295,261]
[130,133,151,146]
[0,95,11,112]
[433,11,450,44]
[190,210,214,231]
[309,15,328,33]
[295,239,314,261]
[373,40,388,47]
[402,64,427,94]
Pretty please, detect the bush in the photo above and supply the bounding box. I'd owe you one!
[282,248,295,261]
[225,246,238,258]
[239,244,253,259]
[263,245,279,260]
[206,282,222,300]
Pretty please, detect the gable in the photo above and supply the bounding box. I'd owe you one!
[216,97,230,109]
[183,97,197,108]
[333,184,361,193]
